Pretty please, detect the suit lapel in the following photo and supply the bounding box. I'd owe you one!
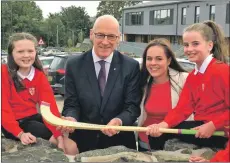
[84,51,102,108]
[100,51,120,114]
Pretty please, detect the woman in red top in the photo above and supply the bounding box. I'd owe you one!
[146,20,229,150]
[1,32,78,156]
[138,38,194,151]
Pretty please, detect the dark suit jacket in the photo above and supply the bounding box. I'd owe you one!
[62,50,141,152]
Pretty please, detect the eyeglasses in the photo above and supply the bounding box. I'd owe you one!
[94,33,118,41]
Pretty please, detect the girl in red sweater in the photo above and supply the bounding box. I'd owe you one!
[1,32,78,156]
[146,20,229,150]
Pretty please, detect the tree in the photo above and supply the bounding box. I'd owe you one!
[96,1,142,20]
[1,1,92,48]
[59,6,91,44]
[1,1,43,49]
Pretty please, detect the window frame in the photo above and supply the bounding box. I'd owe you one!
[209,5,215,21]
[194,6,200,23]
[150,8,173,25]
[181,7,187,25]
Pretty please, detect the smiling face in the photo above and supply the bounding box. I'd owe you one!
[146,46,171,83]
[90,16,120,59]
[12,39,36,73]
[183,31,213,67]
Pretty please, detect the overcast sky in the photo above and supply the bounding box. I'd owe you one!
[35,1,100,18]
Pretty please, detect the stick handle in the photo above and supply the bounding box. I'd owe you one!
[72,123,225,137]
[40,103,226,137]
[180,129,225,136]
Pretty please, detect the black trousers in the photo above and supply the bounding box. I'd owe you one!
[69,130,136,153]
[148,121,228,150]
[2,114,52,141]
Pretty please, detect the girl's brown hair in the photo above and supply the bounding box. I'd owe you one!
[183,20,228,63]
[7,32,43,92]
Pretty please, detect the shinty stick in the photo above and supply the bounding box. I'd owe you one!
[40,101,226,137]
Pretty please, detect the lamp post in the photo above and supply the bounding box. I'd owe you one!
[56,25,59,47]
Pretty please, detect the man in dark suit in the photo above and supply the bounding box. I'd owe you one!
[60,15,141,153]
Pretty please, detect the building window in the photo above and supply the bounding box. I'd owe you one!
[209,5,215,21]
[131,12,144,25]
[150,9,173,25]
[227,3,230,24]
[125,12,144,26]
[181,7,186,25]
[125,13,130,25]
[195,6,200,23]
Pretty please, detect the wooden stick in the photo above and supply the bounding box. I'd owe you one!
[40,101,226,137]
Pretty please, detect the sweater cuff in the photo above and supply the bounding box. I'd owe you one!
[164,119,173,128]
[12,128,23,138]
[212,119,225,130]
[53,131,62,138]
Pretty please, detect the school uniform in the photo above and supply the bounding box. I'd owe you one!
[210,140,230,162]
[1,65,61,140]
[151,55,229,149]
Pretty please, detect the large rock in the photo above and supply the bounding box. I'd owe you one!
[76,146,157,162]
[2,137,216,162]
[2,138,68,162]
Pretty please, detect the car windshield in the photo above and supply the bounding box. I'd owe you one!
[41,59,53,66]
[179,62,195,71]
[49,57,67,70]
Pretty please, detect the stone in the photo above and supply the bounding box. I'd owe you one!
[164,138,199,151]
[2,138,68,162]
[2,138,217,162]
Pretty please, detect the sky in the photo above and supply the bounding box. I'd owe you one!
[35,1,100,18]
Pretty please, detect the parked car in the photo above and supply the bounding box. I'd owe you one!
[1,50,8,64]
[42,49,67,56]
[39,56,54,74]
[47,52,82,96]
[176,58,195,72]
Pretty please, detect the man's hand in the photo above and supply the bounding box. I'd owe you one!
[101,118,122,137]
[19,132,37,145]
[146,121,169,137]
[193,121,216,138]
[56,116,77,134]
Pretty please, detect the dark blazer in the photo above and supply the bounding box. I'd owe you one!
[62,50,141,152]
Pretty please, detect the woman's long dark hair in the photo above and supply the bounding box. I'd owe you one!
[140,38,187,102]
[7,32,44,92]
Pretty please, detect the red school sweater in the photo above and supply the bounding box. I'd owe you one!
[164,58,229,130]
[1,65,62,138]
[210,140,230,162]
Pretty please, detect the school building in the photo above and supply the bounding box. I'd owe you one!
[118,0,230,57]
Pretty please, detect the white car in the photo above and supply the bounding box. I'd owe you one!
[42,49,67,56]
[176,58,195,72]
[39,56,54,74]
[1,50,8,64]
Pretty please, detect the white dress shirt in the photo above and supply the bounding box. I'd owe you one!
[92,47,113,82]
[17,66,35,81]
[194,54,213,75]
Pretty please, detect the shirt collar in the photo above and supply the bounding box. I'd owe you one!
[92,47,113,63]
[17,66,35,81]
[194,54,213,75]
